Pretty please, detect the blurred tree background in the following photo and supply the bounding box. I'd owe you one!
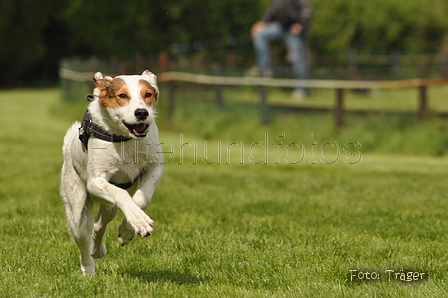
[1,0,448,86]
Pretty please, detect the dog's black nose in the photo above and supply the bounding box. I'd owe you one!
[135,108,149,120]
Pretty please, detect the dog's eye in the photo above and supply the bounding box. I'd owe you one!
[118,94,128,99]
[145,92,152,98]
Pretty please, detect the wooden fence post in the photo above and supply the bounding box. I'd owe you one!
[215,84,224,111]
[418,85,428,120]
[260,85,269,125]
[335,88,345,133]
[167,80,176,123]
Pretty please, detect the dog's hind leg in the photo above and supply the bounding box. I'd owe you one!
[61,165,96,275]
[76,198,95,275]
[91,204,118,258]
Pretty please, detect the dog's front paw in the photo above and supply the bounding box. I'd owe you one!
[118,221,135,247]
[133,209,154,237]
[136,215,154,237]
[119,209,154,246]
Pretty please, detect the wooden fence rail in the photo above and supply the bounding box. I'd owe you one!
[59,69,448,132]
[157,71,448,132]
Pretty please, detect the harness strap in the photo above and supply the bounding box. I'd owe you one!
[79,110,133,150]
[111,178,138,190]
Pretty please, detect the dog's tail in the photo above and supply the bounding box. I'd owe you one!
[62,122,81,155]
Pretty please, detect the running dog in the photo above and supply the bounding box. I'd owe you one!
[60,70,163,275]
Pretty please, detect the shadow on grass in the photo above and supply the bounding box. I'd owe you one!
[123,269,208,285]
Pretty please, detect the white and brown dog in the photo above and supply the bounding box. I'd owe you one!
[60,70,163,275]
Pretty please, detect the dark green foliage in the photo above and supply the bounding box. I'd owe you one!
[1,0,448,84]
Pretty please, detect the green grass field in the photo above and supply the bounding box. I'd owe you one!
[0,88,447,297]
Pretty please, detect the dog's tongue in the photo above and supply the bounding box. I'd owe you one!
[134,123,148,133]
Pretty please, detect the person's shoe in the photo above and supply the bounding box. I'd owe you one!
[292,89,306,101]
[261,69,273,77]
[245,66,261,77]
[245,66,272,77]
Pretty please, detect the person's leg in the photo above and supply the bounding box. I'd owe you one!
[284,32,309,95]
[252,22,284,72]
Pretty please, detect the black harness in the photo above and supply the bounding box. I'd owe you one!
[79,94,136,189]
[78,111,133,149]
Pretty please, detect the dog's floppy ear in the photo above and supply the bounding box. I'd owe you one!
[141,70,158,91]
[93,72,113,90]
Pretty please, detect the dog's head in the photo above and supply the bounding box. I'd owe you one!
[92,70,159,138]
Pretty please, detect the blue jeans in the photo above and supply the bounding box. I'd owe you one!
[252,22,309,92]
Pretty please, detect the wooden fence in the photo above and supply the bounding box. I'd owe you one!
[59,68,448,132]
[157,72,448,132]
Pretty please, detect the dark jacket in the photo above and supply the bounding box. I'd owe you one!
[262,0,312,30]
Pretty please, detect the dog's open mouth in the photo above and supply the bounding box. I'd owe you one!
[123,122,149,137]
